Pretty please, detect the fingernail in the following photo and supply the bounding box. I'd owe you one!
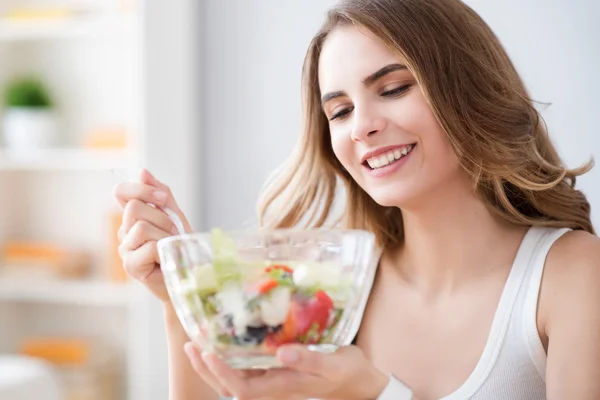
[183,342,194,358]
[171,226,179,235]
[278,347,299,365]
[201,351,212,365]
[153,191,167,202]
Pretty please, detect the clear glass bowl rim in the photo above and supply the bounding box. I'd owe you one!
[157,227,376,248]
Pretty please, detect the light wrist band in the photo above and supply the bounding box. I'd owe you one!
[376,373,414,400]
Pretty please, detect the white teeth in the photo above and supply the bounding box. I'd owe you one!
[365,145,413,170]
[379,155,389,166]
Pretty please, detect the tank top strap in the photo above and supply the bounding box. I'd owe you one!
[443,226,554,399]
[522,226,571,380]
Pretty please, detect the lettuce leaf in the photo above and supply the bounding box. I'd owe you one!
[210,228,243,284]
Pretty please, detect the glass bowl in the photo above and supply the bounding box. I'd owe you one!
[157,228,377,369]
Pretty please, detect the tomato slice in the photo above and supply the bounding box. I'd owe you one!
[263,290,335,348]
[256,278,278,294]
[294,294,332,336]
[265,264,293,274]
[264,308,297,349]
[314,290,333,309]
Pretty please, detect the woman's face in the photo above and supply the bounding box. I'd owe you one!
[318,25,465,209]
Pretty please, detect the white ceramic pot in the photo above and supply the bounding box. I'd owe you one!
[2,107,58,152]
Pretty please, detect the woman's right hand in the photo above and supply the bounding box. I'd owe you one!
[114,168,192,302]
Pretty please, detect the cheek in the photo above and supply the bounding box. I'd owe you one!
[330,128,355,170]
[420,126,463,185]
[408,98,458,167]
[401,96,463,185]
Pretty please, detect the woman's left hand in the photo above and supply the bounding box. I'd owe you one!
[185,343,389,400]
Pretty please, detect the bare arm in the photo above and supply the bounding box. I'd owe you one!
[164,303,220,400]
[544,231,600,400]
[113,170,222,399]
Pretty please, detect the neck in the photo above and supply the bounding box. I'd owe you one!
[395,175,528,293]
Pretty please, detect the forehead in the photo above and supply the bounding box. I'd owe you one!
[318,25,404,92]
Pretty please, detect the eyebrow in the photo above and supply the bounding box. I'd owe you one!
[320,63,407,106]
[362,63,407,86]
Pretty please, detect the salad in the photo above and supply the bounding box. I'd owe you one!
[179,229,351,352]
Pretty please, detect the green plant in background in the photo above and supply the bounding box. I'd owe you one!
[3,76,53,108]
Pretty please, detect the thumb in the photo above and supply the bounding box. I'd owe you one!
[139,168,161,188]
[138,169,192,232]
[138,168,177,209]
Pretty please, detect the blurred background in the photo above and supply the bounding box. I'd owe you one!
[0,0,597,399]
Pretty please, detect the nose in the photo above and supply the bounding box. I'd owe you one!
[350,104,387,142]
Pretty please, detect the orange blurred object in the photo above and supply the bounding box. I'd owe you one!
[1,241,91,279]
[20,338,90,366]
[118,0,138,13]
[84,127,128,149]
[19,338,122,400]
[109,212,127,282]
[3,7,73,20]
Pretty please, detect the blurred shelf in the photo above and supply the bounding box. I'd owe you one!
[0,14,136,42]
[0,148,135,171]
[0,277,132,306]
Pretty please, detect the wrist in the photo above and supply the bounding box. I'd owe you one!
[162,301,180,326]
[363,367,390,400]
[374,373,414,400]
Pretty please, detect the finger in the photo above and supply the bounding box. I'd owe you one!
[120,200,177,241]
[140,168,161,187]
[250,368,323,397]
[139,169,192,232]
[120,220,170,253]
[202,352,251,397]
[139,169,178,209]
[183,343,232,398]
[120,240,159,281]
[114,181,169,209]
[204,352,319,399]
[276,344,350,379]
[139,169,176,201]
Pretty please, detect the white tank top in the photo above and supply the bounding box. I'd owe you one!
[436,226,570,399]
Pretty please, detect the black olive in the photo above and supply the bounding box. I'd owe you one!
[235,325,268,345]
[224,314,234,329]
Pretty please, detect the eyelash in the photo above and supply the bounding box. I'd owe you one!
[329,84,411,121]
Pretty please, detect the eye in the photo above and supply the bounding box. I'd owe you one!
[381,84,411,97]
[330,106,354,121]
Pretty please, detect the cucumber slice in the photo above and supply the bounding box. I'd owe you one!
[190,263,219,295]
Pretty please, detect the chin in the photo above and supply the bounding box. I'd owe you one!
[365,188,413,208]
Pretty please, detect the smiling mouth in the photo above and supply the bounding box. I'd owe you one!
[363,144,416,170]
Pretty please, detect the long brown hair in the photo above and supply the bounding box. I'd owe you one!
[257,0,595,248]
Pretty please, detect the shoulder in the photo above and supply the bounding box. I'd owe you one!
[539,229,600,396]
[545,229,600,284]
[541,228,600,336]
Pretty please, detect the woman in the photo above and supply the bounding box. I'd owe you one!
[114,0,600,399]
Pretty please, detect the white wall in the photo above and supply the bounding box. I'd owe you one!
[140,1,201,400]
[200,0,600,232]
[200,0,339,230]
